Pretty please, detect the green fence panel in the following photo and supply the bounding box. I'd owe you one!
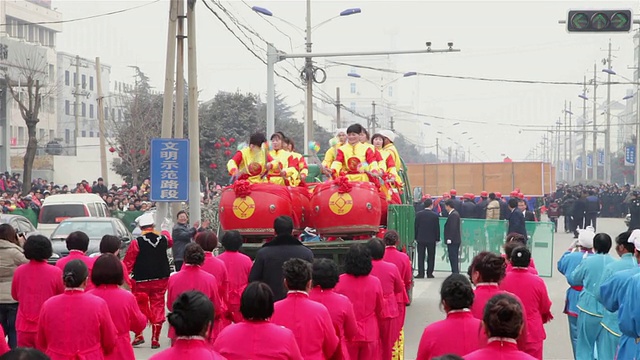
[387,204,415,249]
[12,208,38,227]
[111,211,145,232]
[433,218,554,277]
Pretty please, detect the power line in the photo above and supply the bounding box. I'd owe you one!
[0,0,161,27]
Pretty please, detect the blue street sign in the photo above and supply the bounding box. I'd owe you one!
[576,157,583,170]
[598,150,605,166]
[625,145,636,166]
[150,138,190,202]
[587,154,593,168]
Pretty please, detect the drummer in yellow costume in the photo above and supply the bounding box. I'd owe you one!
[380,130,402,172]
[321,128,346,174]
[267,132,297,185]
[227,133,277,183]
[331,124,380,182]
[371,133,400,183]
[283,137,308,185]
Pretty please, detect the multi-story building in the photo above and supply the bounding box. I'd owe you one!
[0,0,61,169]
[56,52,112,155]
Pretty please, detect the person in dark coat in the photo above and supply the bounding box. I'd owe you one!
[518,200,536,222]
[460,195,478,219]
[497,192,509,220]
[572,191,587,238]
[450,189,463,214]
[476,191,489,219]
[506,198,527,242]
[584,190,600,231]
[443,200,461,274]
[414,199,440,278]
[171,210,207,271]
[91,177,109,196]
[629,191,640,231]
[561,190,576,233]
[248,216,313,300]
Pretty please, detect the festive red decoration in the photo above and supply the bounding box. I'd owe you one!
[108,147,116,153]
[214,143,222,149]
[209,163,217,169]
[130,149,135,154]
[224,150,231,156]
[334,176,353,194]
[139,149,146,155]
[233,179,252,197]
[224,141,230,147]
[229,138,235,143]
[220,137,227,142]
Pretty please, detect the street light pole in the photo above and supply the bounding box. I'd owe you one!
[636,29,640,186]
[304,0,313,154]
[605,39,612,183]
[593,63,598,181]
[564,101,568,181]
[582,76,587,181]
[569,101,574,182]
[266,43,277,137]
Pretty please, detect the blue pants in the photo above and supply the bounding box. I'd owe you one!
[617,336,640,360]
[568,315,578,358]
[577,312,602,360]
[596,329,619,360]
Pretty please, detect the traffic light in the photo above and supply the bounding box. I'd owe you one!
[567,10,632,32]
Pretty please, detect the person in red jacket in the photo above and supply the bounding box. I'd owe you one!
[89,254,147,360]
[217,231,252,323]
[150,291,226,360]
[500,247,553,360]
[195,231,230,330]
[55,231,95,288]
[416,274,486,359]
[367,239,405,360]
[310,259,358,360]
[167,243,222,345]
[468,252,507,320]
[11,235,64,348]
[213,282,303,359]
[382,230,412,355]
[37,259,118,359]
[464,294,537,360]
[335,244,384,360]
[123,213,173,349]
[98,235,133,290]
[271,258,339,360]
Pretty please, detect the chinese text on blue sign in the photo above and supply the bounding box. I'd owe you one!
[150,138,190,202]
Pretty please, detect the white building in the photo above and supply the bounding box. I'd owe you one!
[56,52,111,154]
[0,0,61,169]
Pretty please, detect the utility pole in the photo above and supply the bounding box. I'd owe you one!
[370,101,376,135]
[564,100,568,181]
[582,75,587,181]
[172,0,186,218]
[569,101,574,182]
[436,138,440,163]
[389,116,394,131]
[448,146,452,163]
[556,118,561,177]
[95,57,108,185]
[266,42,276,137]
[156,0,178,226]
[592,63,598,181]
[187,0,201,223]
[335,87,341,128]
[636,28,640,186]
[304,0,313,155]
[70,56,88,155]
[605,39,612,183]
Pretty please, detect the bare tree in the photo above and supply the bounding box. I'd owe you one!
[3,45,56,193]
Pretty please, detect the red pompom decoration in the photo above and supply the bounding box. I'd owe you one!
[130,149,135,154]
[220,137,227,142]
[229,138,235,143]
[108,147,116,153]
[224,141,230,147]
[214,143,222,149]
[224,150,231,156]
[140,149,146,155]
[209,163,216,169]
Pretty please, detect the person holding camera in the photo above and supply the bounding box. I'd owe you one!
[0,225,27,349]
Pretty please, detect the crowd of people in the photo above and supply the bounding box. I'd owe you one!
[552,183,632,219]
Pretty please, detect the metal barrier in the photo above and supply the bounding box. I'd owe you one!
[433,218,554,277]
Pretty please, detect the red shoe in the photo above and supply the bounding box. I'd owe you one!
[151,324,162,349]
[132,333,145,346]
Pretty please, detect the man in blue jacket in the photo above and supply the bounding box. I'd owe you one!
[506,197,527,242]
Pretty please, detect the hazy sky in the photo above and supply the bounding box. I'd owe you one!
[53,0,640,162]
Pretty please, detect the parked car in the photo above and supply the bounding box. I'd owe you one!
[48,217,131,264]
[0,214,38,238]
[37,194,110,238]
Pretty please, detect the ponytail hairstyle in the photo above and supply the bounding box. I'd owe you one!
[167,290,214,337]
[483,293,524,339]
[184,243,205,266]
[63,259,88,288]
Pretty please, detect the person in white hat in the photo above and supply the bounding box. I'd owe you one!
[379,130,401,171]
[123,213,173,349]
[321,128,347,174]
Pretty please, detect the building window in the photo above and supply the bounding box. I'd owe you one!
[388,86,393,97]
[65,100,70,115]
[18,127,25,146]
[48,64,54,81]
[50,130,55,140]
[49,97,55,114]
[39,129,45,140]
[65,71,69,86]
[350,102,356,111]
[48,31,55,48]
[350,83,356,94]
[89,104,94,118]
[81,103,86,117]
[81,75,86,89]
[89,131,94,138]
[65,129,70,143]
[89,76,94,91]
[118,109,122,121]
[81,131,86,138]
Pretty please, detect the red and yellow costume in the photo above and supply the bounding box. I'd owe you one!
[288,151,308,186]
[331,142,379,182]
[268,149,297,185]
[322,138,343,170]
[227,147,277,184]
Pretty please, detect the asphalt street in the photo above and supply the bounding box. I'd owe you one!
[133,216,627,359]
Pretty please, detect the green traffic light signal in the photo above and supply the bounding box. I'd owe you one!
[567,10,631,32]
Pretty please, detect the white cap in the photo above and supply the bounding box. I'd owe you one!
[379,129,396,142]
[335,128,347,136]
[628,229,640,251]
[136,213,155,227]
[577,226,596,249]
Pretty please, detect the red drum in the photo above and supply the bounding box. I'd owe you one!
[310,179,381,236]
[289,186,312,229]
[379,192,388,226]
[219,182,297,237]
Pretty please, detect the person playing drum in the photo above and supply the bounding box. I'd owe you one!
[331,124,380,182]
[226,133,277,184]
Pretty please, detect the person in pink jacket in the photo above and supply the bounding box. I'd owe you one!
[468,252,507,320]
[150,291,226,360]
[217,231,252,323]
[11,235,64,348]
[195,231,230,328]
[500,247,553,360]
[213,282,303,360]
[55,231,96,289]
[416,274,486,359]
[334,243,385,360]
[89,254,147,360]
[37,259,118,359]
[464,293,537,360]
[98,235,133,290]
[167,243,223,344]
[382,231,412,345]
[367,238,405,360]
[271,258,339,360]
[503,235,538,275]
[310,258,358,360]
